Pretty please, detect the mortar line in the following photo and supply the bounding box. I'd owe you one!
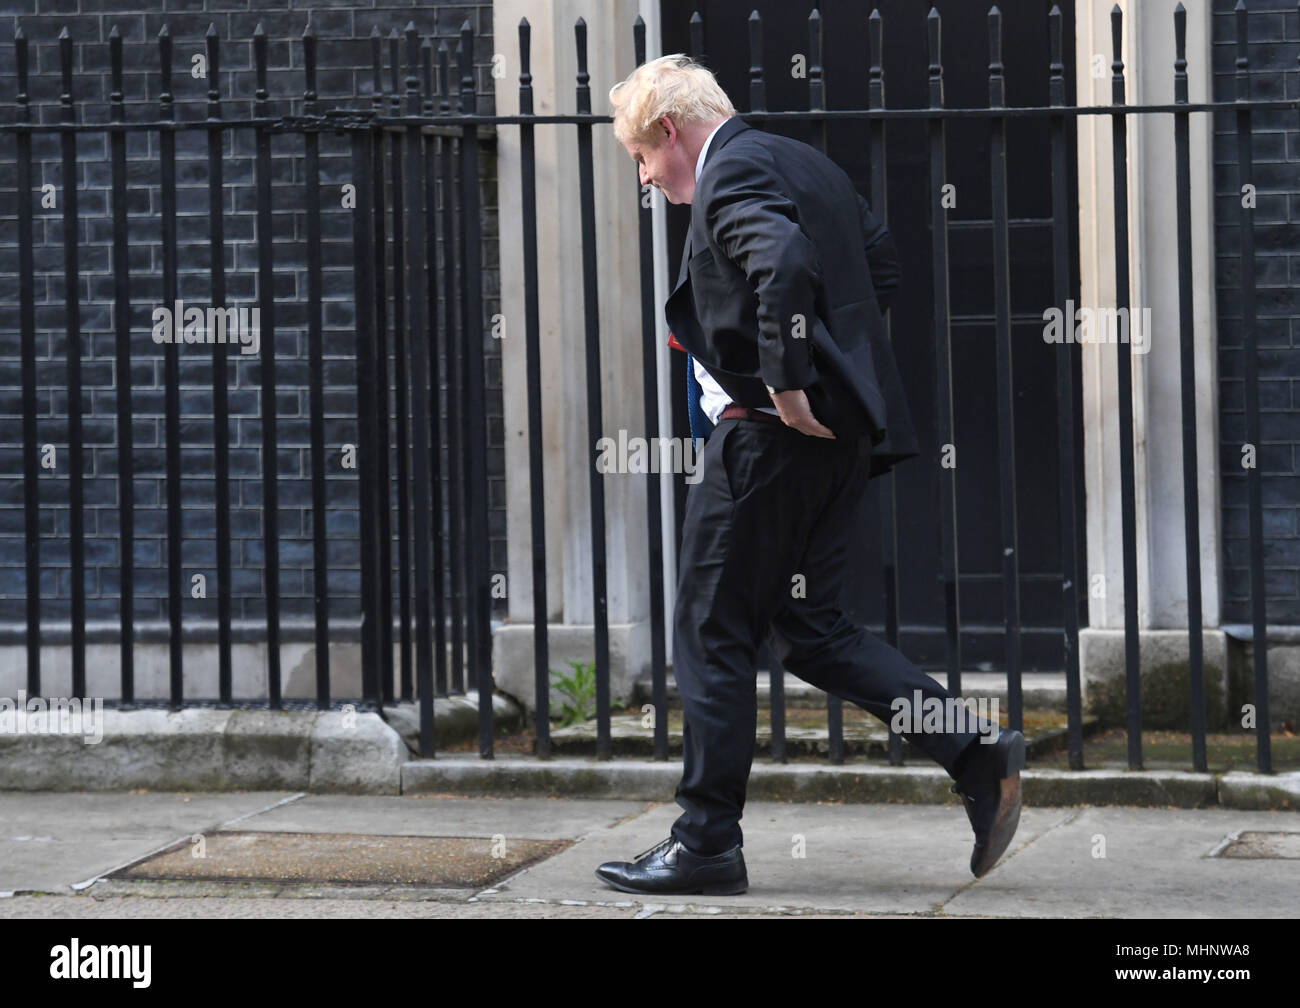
[218,791,309,828]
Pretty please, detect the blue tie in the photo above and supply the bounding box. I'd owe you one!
[686,352,709,451]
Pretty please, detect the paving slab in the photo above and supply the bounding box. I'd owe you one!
[114,831,569,888]
[3,791,1297,918]
[942,806,1300,919]
[0,791,298,894]
[476,799,1069,915]
[0,894,649,919]
[236,794,649,840]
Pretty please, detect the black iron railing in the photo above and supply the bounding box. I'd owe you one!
[2,4,1295,774]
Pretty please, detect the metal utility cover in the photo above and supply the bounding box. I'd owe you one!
[111,831,570,888]
[1215,831,1300,860]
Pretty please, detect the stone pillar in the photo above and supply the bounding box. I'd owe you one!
[1073,0,1228,711]
[491,0,674,714]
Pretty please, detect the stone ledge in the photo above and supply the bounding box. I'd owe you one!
[0,709,404,794]
[401,758,1294,809]
[383,694,524,755]
[1217,770,1300,810]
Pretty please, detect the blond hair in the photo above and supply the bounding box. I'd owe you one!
[608,53,736,147]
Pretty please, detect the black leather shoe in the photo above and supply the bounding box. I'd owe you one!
[951,728,1025,878]
[595,836,748,896]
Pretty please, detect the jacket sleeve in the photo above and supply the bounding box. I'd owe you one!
[699,154,821,392]
[857,192,901,316]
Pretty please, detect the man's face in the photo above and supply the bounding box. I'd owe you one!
[623,116,696,205]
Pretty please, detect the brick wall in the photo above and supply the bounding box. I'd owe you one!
[0,0,506,633]
[1212,0,1300,624]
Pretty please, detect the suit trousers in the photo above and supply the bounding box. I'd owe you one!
[670,416,984,856]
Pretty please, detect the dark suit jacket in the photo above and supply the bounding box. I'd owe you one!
[664,116,918,477]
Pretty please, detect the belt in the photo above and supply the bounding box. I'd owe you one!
[720,404,784,425]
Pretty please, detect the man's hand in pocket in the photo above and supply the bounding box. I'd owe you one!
[769,388,835,439]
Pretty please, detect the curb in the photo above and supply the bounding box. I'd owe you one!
[401,757,1299,810]
[0,709,405,794]
[3,708,1294,809]
[0,695,529,793]
[383,695,524,755]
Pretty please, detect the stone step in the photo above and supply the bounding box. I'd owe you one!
[632,669,1071,713]
[548,707,1098,760]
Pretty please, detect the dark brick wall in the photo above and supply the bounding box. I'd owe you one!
[0,0,505,630]
[1213,0,1300,624]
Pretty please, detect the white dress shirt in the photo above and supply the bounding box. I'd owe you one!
[692,119,780,425]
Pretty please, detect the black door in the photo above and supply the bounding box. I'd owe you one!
[660,0,1086,672]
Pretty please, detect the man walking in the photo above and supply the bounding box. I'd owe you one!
[596,54,1023,896]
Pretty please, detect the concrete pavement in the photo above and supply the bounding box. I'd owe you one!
[1,790,1296,918]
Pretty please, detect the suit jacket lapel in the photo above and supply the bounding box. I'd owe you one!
[669,118,750,300]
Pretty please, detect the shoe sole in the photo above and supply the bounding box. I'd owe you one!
[595,873,749,897]
[972,731,1026,878]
